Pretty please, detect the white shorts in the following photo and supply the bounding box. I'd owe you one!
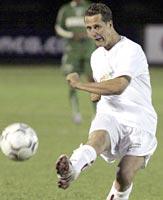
[89,113,157,167]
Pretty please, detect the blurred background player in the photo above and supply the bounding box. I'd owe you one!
[55,0,96,124]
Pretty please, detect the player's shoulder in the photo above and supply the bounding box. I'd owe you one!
[119,36,144,56]
[91,47,104,60]
[91,47,104,57]
[84,0,92,7]
[121,36,142,51]
[58,3,71,12]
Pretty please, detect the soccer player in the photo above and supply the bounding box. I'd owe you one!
[55,0,95,124]
[56,3,157,200]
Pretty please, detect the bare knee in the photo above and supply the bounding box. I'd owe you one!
[86,130,110,155]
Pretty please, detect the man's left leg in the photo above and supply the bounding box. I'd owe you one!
[107,155,145,200]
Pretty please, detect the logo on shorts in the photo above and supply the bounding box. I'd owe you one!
[127,143,141,151]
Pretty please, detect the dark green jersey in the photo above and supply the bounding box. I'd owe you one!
[56,1,90,36]
[55,0,95,73]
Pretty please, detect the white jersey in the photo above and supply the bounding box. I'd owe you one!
[90,36,157,134]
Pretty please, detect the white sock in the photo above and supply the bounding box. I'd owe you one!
[70,144,97,178]
[106,181,133,200]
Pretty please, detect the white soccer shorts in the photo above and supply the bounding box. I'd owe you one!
[89,113,157,167]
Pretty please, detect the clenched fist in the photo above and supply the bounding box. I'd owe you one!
[90,93,101,102]
[66,72,80,88]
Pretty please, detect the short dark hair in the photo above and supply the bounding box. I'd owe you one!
[85,3,112,23]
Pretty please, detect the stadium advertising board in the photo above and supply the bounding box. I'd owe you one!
[0,30,64,61]
[145,25,163,64]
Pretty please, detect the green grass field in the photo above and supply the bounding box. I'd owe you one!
[0,65,162,200]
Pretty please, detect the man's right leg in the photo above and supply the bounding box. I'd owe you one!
[56,130,111,189]
[69,87,82,124]
[62,52,82,124]
[106,155,145,200]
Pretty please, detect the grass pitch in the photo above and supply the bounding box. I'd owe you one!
[0,65,162,200]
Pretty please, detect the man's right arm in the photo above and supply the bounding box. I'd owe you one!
[55,6,74,39]
[66,72,131,96]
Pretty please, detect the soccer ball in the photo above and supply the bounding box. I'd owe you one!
[0,123,39,161]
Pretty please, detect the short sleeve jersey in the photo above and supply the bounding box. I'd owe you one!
[56,1,95,53]
[56,1,89,34]
[91,36,157,134]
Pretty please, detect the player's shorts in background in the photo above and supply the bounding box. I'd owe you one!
[89,113,157,168]
[61,51,92,76]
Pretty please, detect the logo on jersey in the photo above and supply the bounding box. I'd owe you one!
[100,71,114,82]
[66,17,85,27]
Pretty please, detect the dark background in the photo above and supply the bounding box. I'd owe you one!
[1,0,163,30]
[0,0,163,63]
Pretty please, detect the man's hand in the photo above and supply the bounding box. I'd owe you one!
[90,93,101,102]
[66,72,80,88]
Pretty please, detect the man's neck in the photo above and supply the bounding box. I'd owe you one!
[105,33,121,50]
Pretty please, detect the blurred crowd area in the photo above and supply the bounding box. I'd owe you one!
[0,0,163,65]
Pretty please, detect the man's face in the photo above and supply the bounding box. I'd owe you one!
[85,14,112,47]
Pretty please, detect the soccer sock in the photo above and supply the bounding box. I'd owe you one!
[70,89,79,115]
[70,144,97,178]
[106,181,133,200]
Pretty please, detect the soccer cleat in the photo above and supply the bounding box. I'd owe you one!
[110,195,115,200]
[106,194,115,200]
[56,155,77,189]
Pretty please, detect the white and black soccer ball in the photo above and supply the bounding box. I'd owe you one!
[0,123,39,161]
